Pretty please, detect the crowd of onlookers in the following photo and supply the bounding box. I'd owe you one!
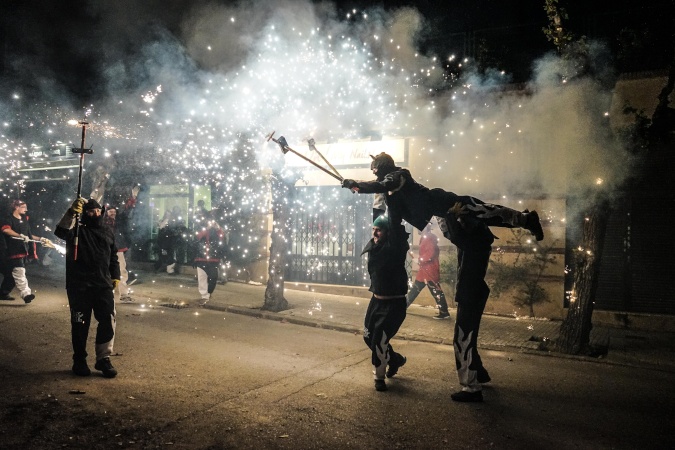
[0,191,228,306]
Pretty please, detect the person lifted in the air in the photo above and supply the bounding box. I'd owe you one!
[341,152,544,242]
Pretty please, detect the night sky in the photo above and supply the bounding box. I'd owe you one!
[1,0,672,102]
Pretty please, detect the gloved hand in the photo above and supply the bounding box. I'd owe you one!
[112,279,120,289]
[40,237,53,247]
[448,202,468,216]
[341,179,358,190]
[19,234,31,243]
[69,197,87,215]
[131,185,140,198]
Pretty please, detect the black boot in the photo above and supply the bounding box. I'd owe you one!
[451,390,483,402]
[386,356,407,378]
[525,210,544,241]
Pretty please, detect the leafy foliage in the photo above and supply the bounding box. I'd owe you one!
[489,229,558,317]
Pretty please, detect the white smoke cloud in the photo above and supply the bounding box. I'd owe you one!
[2,0,635,214]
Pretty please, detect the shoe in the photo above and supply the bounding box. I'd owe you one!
[525,210,544,241]
[0,294,15,300]
[374,379,388,392]
[477,367,491,384]
[199,298,210,307]
[94,357,118,378]
[72,360,91,376]
[119,296,134,303]
[451,390,483,402]
[23,294,35,304]
[386,356,406,378]
[433,312,451,320]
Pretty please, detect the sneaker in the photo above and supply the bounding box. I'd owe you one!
[451,390,483,402]
[23,294,35,304]
[525,210,544,241]
[374,379,388,392]
[0,294,15,300]
[477,367,491,384]
[199,298,210,307]
[94,357,118,378]
[119,296,134,303]
[72,360,91,377]
[386,356,407,378]
[433,312,451,320]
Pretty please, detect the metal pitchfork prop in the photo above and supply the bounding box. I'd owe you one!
[266,131,343,182]
[71,120,93,260]
[11,236,66,255]
[307,138,343,181]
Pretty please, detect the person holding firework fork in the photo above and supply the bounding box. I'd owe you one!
[55,198,120,378]
[1,199,52,303]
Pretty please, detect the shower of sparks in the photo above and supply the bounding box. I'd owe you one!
[0,6,623,285]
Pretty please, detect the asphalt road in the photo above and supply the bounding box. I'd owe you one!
[0,280,673,449]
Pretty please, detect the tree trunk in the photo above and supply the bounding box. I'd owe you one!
[556,199,610,354]
[263,173,294,312]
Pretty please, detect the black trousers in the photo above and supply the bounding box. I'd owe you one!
[67,287,116,362]
[363,296,407,380]
[406,279,449,313]
[453,247,491,392]
[0,263,14,296]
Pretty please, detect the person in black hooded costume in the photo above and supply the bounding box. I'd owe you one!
[342,152,544,241]
[342,152,545,402]
[55,198,120,379]
[361,214,409,392]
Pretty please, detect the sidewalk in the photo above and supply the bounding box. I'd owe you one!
[32,266,675,373]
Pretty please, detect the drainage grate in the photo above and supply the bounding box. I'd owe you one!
[159,302,191,309]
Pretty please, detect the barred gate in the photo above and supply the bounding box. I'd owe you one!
[286,186,373,286]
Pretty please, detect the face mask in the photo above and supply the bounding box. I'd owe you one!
[82,213,104,228]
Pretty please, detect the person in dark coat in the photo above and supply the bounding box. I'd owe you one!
[341,152,544,241]
[192,214,226,306]
[55,198,120,378]
[104,186,139,302]
[342,152,541,402]
[441,201,494,402]
[0,199,51,303]
[361,215,410,392]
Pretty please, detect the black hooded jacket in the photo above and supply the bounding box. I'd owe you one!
[55,222,120,290]
[354,157,494,251]
[361,224,409,297]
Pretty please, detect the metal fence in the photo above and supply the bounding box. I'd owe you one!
[286,186,373,286]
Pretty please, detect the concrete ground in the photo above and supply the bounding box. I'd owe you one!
[121,266,675,373]
[0,264,674,449]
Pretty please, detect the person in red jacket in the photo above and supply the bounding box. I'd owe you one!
[406,222,451,319]
[193,214,226,306]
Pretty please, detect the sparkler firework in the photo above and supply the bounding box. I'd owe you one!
[0,3,632,285]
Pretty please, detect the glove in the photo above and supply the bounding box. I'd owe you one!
[40,238,54,248]
[448,202,469,216]
[341,179,358,190]
[131,185,140,198]
[19,234,31,243]
[112,279,120,289]
[69,197,87,215]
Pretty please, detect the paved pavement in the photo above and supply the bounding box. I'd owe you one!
[29,265,675,373]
